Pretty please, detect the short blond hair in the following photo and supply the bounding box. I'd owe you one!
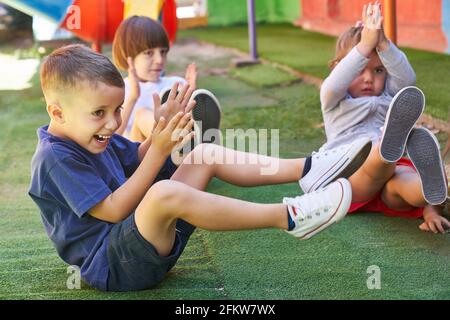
[329,26,363,69]
[40,44,124,102]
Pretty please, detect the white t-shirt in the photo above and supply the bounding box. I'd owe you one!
[124,76,186,133]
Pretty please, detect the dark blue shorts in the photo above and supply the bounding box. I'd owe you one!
[106,157,195,292]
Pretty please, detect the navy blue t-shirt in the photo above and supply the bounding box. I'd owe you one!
[28,126,140,291]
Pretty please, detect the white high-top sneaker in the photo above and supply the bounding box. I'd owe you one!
[284,178,352,239]
[299,137,372,193]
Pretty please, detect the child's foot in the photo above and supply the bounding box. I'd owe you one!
[380,86,425,162]
[299,137,372,193]
[160,88,222,152]
[406,127,448,205]
[161,88,222,142]
[190,89,222,144]
[284,178,352,239]
[159,86,173,106]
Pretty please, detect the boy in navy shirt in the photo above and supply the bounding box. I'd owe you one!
[29,44,371,291]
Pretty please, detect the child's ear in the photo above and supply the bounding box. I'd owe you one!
[47,103,65,124]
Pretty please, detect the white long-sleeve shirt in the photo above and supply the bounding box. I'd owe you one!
[320,41,416,150]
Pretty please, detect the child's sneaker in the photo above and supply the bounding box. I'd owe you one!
[380,86,425,162]
[406,127,447,205]
[160,88,222,153]
[299,137,372,193]
[284,178,352,239]
[159,86,172,105]
[190,89,222,144]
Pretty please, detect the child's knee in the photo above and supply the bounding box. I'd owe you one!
[143,180,188,214]
[146,180,179,203]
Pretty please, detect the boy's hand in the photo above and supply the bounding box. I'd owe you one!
[127,57,140,101]
[357,2,383,57]
[185,63,198,90]
[153,82,196,123]
[151,112,195,156]
[419,205,450,234]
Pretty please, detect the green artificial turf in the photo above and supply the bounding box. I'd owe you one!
[0,36,449,301]
[180,23,450,120]
[229,63,299,88]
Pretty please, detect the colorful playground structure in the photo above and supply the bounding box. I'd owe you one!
[2,0,450,55]
[2,0,178,51]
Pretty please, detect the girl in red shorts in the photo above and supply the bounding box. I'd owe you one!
[305,2,449,233]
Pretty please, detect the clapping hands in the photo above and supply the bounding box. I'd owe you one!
[357,2,389,56]
[153,82,196,124]
[150,83,197,156]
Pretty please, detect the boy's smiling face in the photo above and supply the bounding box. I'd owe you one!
[348,51,387,98]
[49,81,125,154]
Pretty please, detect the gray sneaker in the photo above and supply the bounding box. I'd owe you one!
[190,89,222,145]
[380,86,425,162]
[406,127,447,205]
[159,86,173,105]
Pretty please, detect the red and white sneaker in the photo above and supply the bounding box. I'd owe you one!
[284,178,352,239]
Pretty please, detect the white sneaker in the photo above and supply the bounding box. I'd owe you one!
[299,137,372,193]
[284,178,352,239]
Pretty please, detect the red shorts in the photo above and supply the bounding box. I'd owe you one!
[348,158,424,219]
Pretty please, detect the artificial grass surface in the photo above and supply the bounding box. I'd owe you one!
[179,23,450,120]
[229,64,299,88]
[0,38,449,300]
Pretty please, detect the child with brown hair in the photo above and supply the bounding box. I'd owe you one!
[112,15,221,143]
[29,44,372,291]
[314,2,449,233]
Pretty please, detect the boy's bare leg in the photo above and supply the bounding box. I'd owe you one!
[134,180,288,256]
[129,108,155,142]
[381,166,427,209]
[171,143,305,191]
[349,142,396,202]
[135,144,304,256]
[135,144,362,256]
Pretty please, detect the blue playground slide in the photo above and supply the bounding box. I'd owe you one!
[2,0,74,23]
